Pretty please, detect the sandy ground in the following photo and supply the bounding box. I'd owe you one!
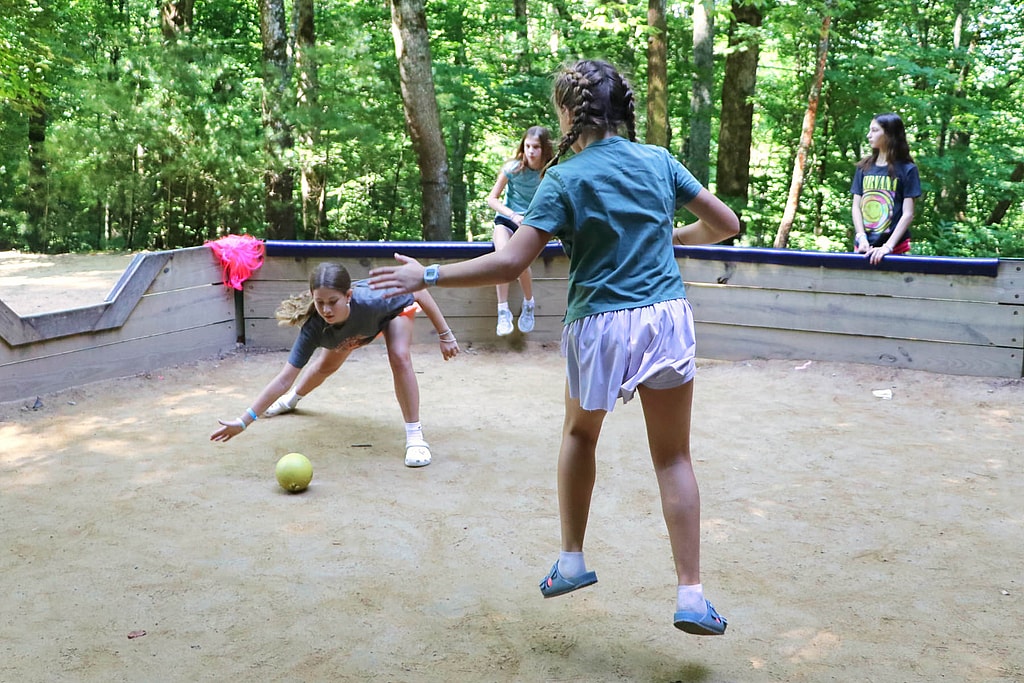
[1,253,1022,682]
[0,250,136,315]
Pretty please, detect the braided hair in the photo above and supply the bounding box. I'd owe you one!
[545,59,637,175]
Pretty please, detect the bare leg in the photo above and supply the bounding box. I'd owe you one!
[382,314,418,424]
[558,385,606,552]
[518,264,534,301]
[637,380,700,585]
[292,347,352,396]
[493,225,513,305]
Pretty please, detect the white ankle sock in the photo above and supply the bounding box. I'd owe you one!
[677,583,706,613]
[497,302,510,313]
[282,390,302,408]
[557,551,587,578]
[523,297,535,307]
[405,421,426,447]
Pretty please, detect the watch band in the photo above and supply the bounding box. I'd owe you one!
[423,264,440,287]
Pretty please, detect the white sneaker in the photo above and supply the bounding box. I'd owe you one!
[496,308,514,336]
[518,300,535,333]
[264,397,296,417]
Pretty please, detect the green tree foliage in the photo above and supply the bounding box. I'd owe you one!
[0,0,1021,255]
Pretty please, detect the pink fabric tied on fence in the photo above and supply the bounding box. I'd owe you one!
[205,234,266,290]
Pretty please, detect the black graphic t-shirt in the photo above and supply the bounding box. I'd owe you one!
[851,161,922,247]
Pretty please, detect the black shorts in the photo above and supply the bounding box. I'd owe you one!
[493,215,518,233]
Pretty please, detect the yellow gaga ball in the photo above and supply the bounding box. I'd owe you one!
[275,452,313,493]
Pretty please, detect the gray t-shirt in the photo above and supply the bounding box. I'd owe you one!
[287,281,414,368]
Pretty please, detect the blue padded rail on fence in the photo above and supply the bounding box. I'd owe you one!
[264,241,1001,278]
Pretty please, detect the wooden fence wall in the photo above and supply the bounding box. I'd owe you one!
[0,246,238,402]
[2,241,1021,403]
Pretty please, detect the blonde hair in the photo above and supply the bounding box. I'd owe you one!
[275,292,314,327]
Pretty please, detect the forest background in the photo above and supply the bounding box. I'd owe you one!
[1,0,1022,258]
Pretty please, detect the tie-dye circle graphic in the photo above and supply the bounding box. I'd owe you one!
[860,189,893,231]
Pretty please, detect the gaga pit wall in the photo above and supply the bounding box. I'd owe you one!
[1,241,1021,403]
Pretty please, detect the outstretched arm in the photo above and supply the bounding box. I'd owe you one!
[368,225,550,295]
[413,289,460,360]
[210,362,301,442]
[672,189,740,246]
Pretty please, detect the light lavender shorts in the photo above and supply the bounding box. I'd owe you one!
[560,298,697,412]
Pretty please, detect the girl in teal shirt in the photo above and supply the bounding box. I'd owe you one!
[485,126,554,336]
[370,60,738,634]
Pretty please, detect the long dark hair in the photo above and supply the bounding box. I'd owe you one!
[857,112,914,177]
[545,59,637,175]
[511,126,555,172]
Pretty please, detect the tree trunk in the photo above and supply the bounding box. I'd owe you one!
[645,0,669,148]
[24,105,49,252]
[686,0,714,186]
[774,14,830,249]
[449,121,472,240]
[161,0,194,40]
[514,0,529,72]
[934,5,973,222]
[295,0,326,239]
[390,0,452,241]
[986,162,1024,225]
[258,0,296,240]
[716,1,762,237]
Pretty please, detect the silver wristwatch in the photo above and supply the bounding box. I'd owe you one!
[423,264,440,287]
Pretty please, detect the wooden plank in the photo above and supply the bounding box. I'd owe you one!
[14,305,108,343]
[994,260,1024,306]
[145,245,232,294]
[686,283,1024,347]
[0,299,44,345]
[252,252,573,283]
[1,285,234,366]
[249,256,326,282]
[101,251,172,311]
[0,323,237,402]
[678,244,1000,275]
[694,322,1023,378]
[678,258,1012,302]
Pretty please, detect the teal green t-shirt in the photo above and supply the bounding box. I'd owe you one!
[498,161,543,216]
[523,136,703,324]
